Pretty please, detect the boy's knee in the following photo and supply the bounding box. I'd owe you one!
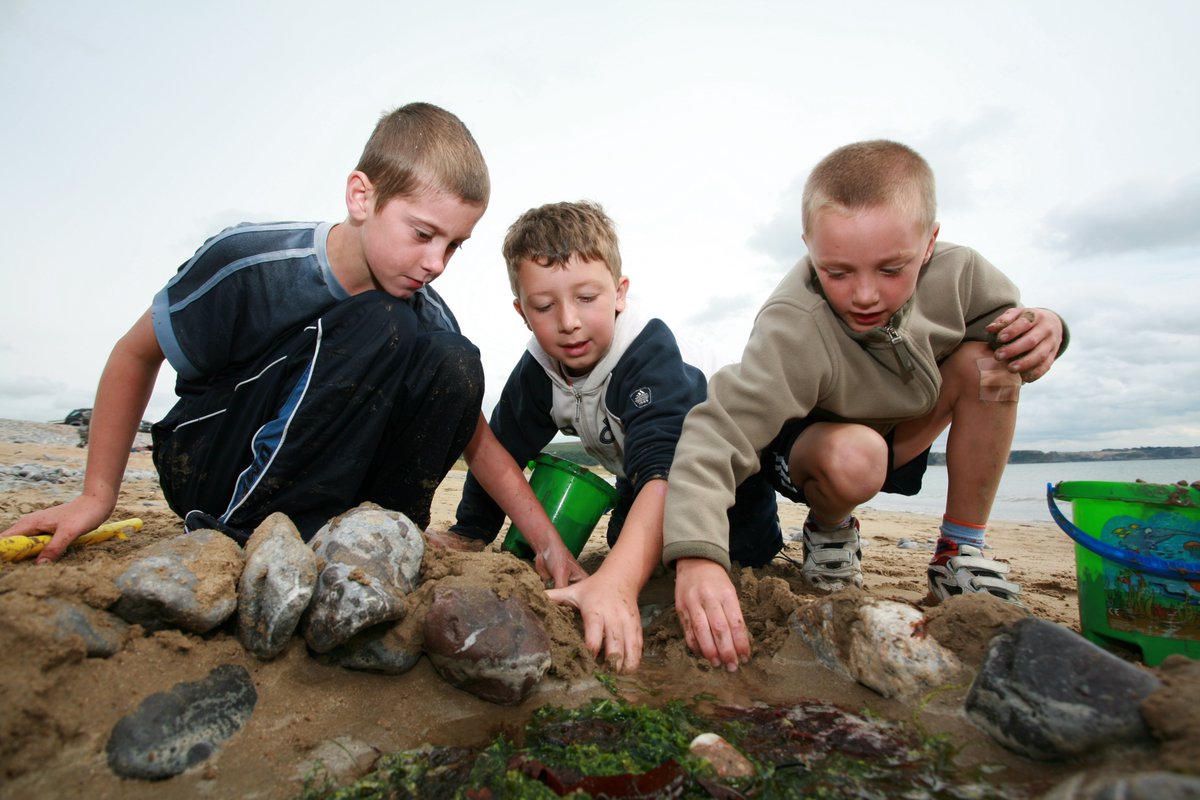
[422,333,483,397]
[796,425,887,498]
[943,340,1021,404]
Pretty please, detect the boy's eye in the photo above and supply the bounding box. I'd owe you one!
[533,303,553,313]
[578,295,597,303]
[415,229,433,241]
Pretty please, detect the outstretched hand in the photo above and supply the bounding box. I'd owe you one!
[546,569,643,673]
[986,307,1064,383]
[0,495,116,564]
[673,557,751,671]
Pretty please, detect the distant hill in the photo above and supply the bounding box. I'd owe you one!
[928,446,1200,466]
[542,440,1200,468]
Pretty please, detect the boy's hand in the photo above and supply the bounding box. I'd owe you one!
[547,570,642,673]
[986,307,1064,383]
[0,496,116,564]
[535,542,588,589]
[674,557,751,671]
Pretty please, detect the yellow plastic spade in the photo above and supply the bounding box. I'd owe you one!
[0,518,143,562]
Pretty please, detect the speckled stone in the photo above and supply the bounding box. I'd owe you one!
[106,664,257,780]
[301,503,424,653]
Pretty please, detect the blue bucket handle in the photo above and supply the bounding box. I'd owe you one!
[1046,483,1200,582]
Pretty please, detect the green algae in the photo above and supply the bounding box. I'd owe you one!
[297,697,1028,799]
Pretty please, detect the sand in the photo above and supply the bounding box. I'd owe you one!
[0,421,1196,798]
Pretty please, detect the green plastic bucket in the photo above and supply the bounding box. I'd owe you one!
[503,453,620,560]
[1048,480,1200,665]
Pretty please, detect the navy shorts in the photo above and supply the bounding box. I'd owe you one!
[760,418,930,504]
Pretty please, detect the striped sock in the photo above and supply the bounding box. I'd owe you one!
[939,515,986,548]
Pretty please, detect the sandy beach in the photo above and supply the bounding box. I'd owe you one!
[0,419,1196,798]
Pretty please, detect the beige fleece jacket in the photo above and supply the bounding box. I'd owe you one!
[661,241,1024,570]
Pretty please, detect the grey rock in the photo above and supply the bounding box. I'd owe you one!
[966,617,1163,760]
[112,530,243,633]
[45,597,129,657]
[237,513,319,659]
[294,735,380,785]
[423,585,551,705]
[897,537,934,551]
[106,663,257,780]
[1045,770,1200,800]
[325,621,422,675]
[301,503,424,653]
[791,594,963,699]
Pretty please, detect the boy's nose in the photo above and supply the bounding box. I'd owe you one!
[851,277,878,306]
[557,304,581,332]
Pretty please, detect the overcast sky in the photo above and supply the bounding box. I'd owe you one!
[2,1,1198,453]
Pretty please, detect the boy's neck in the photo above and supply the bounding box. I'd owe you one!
[325,220,374,295]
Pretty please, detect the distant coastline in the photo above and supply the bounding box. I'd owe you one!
[542,441,1200,468]
[927,446,1200,466]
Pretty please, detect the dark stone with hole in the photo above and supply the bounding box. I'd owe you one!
[46,597,129,657]
[105,664,257,780]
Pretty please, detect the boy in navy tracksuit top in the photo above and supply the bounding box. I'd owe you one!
[448,201,780,672]
[2,104,583,591]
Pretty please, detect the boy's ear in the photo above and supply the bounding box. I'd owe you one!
[614,276,630,314]
[345,171,374,222]
[922,223,941,265]
[512,298,531,330]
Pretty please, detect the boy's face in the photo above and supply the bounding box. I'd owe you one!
[350,177,484,298]
[804,204,939,332]
[513,255,629,376]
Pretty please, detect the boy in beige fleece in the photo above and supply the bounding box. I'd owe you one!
[663,140,1068,671]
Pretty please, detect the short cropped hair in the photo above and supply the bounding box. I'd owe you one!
[502,201,622,296]
[354,102,490,210]
[802,140,936,235]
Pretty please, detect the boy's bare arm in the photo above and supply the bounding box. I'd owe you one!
[546,477,666,673]
[986,306,1065,383]
[461,416,587,588]
[1,310,164,562]
[674,556,751,672]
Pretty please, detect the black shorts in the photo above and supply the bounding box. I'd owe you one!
[760,418,930,505]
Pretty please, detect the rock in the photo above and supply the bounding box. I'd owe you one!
[689,733,756,777]
[106,663,257,780]
[1044,769,1200,799]
[294,735,380,785]
[325,621,422,675]
[790,592,963,699]
[237,513,319,659]
[111,530,243,633]
[423,586,551,705]
[45,597,129,657]
[965,617,1163,760]
[301,503,424,653]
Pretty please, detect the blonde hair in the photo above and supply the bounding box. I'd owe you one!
[802,140,936,235]
[354,102,490,209]
[502,201,621,296]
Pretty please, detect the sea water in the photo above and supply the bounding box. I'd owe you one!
[859,458,1200,522]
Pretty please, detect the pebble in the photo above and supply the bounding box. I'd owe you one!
[897,537,935,550]
[45,597,129,657]
[111,530,244,634]
[293,735,380,785]
[301,503,424,654]
[237,513,319,660]
[689,733,756,777]
[1045,770,1200,799]
[790,593,964,699]
[965,617,1163,761]
[423,585,551,705]
[105,663,257,780]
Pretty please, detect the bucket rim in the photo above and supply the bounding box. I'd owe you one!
[530,453,619,501]
[1052,480,1200,509]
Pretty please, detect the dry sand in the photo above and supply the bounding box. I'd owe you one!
[0,421,1196,798]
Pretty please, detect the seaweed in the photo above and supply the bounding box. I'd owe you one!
[296,697,1028,799]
